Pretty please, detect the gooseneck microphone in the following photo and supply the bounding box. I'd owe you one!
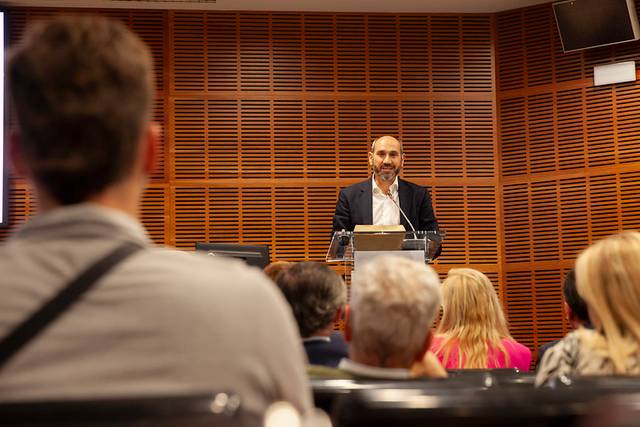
[385,191,417,238]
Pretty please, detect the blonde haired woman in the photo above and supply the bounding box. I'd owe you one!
[536,231,640,385]
[431,268,531,370]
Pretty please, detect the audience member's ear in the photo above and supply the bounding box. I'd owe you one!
[8,130,28,178]
[343,305,352,342]
[415,330,433,362]
[141,123,160,175]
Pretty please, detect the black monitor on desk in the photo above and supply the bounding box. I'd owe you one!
[195,242,270,269]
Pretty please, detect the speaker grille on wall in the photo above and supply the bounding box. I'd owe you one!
[553,0,640,52]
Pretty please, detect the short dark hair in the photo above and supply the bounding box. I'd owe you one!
[8,15,154,204]
[563,269,590,324]
[275,262,346,338]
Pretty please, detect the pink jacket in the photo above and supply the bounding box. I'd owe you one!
[431,336,532,371]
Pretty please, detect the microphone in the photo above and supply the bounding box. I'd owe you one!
[384,190,417,238]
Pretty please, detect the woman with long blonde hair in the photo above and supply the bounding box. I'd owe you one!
[431,268,531,370]
[536,231,640,385]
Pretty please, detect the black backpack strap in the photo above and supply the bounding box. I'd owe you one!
[0,241,143,370]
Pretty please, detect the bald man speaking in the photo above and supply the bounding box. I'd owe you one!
[332,136,441,258]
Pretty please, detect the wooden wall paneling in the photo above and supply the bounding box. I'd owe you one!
[274,187,307,261]
[239,13,270,91]
[530,180,560,262]
[531,269,565,361]
[208,100,240,179]
[337,101,368,178]
[240,187,274,248]
[398,16,430,92]
[504,270,536,350]
[370,100,401,141]
[207,13,238,91]
[274,100,305,179]
[433,101,464,178]
[431,16,461,92]
[588,174,621,241]
[462,16,493,92]
[502,183,531,263]
[272,14,304,92]
[140,186,167,246]
[306,100,338,178]
[303,14,336,91]
[620,171,640,230]
[496,10,524,91]
[240,100,272,179]
[559,177,590,260]
[307,187,339,261]
[400,100,433,180]
[172,12,205,92]
[556,88,587,170]
[173,99,206,179]
[616,84,640,164]
[585,86,616,167]
[498,97,527,176]
[467,186,499,264]
[523,5,553,88]
[173,187,207,250]
[527,93,556,174]
[464,100,495,178]
[336,15,367,92]
[432,186,467,264]
[367,15,399,92]
[209,188,241,243]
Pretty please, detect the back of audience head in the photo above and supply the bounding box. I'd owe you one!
[437,268,511,368]
[264,260,293,282]
[562,269,590,328]
[347,255,441,368]
[275,262,346,338]
[8,15,156,207]
[575,230,640,373]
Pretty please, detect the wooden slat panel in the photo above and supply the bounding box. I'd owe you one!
[240,100,271,179]
[140,186,167,246]
[272,14,303,92]
[496,10,524,91]
[620,171,640,231]
[585,86,616,167]
[499,97,527,176]
[433,186,466,264]
[398,16,430,92]
[589,174,620,241]
[336,15,366,92]
[559,177,589,260]
[433,101,464,177]
[523,5,553,87]
[240,187,273,247]
[307,187,337,261]
[337,101,368,178]
[303,14,335,91]
[209,188,241,243]
[527,94,556,173]
[464,100,495,178]
[172,12,205,92]
[616,84,640,164]
[467,187,499,264]
[239,13,270,91]
[207,13,238,91]
[274,100,305,179]
[431,16,461,92]
[462,16,492,92]
[208,100,240,179]
[306,101,337,178]
[173,99,206,180]
[400,101,433,180]
[530,181,559,261]
[173,187,207,250]
[556,88,586,170]
[274,188,306,261]
[370,101,400,140]
[367,15,399,92]
[503,183,531,263]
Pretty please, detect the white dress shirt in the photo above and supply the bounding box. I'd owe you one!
[372,176,400,226]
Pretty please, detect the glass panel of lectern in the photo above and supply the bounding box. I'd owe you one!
[326,229,444,285]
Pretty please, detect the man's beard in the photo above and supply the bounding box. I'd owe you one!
[374,164,401,182]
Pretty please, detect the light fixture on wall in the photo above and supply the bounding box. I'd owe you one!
[593,61,637,86]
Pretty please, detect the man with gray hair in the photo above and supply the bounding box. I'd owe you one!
[338,255,443,378]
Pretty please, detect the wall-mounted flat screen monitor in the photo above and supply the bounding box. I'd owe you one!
[553,0,640,52]
[195,242,270,269]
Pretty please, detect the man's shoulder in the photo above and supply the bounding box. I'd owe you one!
[341,180,371,195]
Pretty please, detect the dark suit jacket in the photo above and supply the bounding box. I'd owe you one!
[332,178,441,259]
[303,331,349,368]
[332,178,439,233]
